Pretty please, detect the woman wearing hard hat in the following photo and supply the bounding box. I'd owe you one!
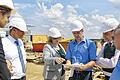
[0,0,15,80]
[43,27,66,80]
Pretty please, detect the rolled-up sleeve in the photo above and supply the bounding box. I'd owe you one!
[97,50,120,68]
[65,43,71,60]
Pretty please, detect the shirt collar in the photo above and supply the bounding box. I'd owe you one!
[73,38,86,44]
[7,35,17,44]
[116,49,120,53]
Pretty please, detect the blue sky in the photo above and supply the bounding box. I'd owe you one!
[12,0,120,39]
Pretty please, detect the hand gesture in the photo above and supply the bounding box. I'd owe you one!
[55,57,65,64]
[79,64,87,71]
[6,60,13,72]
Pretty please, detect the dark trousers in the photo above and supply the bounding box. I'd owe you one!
[69,71,92,80]
[12,76,26,80]
[105,75,110,80]
[0,60,11,80]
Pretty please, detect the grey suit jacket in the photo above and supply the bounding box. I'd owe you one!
[43,44,65,80]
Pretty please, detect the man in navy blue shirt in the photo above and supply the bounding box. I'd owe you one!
[65,20,96,80]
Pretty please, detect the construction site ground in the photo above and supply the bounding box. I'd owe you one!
[26,52,105,80]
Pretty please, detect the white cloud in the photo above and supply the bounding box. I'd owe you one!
[15,1,119,39]
[91,9,99,14]
[91,14,106,22]
[108,0,120,8]
[109,0,120,4]
[31,2,118,39]
[37,0,55,3]
[79,16,94,26]
[66,5,78,18]
[36,1,47,12]
[42,3,64,18]
[14,3,33,10]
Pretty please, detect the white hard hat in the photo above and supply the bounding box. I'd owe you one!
[48,27,61,38]
[8,17,28,32]
[103,18,119,33]
[0,0,14,10]
[71,20,84,32]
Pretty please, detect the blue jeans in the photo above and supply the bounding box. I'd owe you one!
[109,60,120,80]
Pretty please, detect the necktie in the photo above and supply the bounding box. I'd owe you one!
[14,40,25,73]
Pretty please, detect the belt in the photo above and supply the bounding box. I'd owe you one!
[73,71,92,80]
[102,68,114,73]
[12,76,26,80]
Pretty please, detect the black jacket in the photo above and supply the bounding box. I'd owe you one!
[0,38,11,80]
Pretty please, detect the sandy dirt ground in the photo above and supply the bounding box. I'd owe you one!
[26,52,104,80]
[26,62,70,80]
[26,52,70,80]
[26,63,44,80]
[26,62,104,80]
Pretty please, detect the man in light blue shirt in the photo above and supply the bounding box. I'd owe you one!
[65,20,96,80]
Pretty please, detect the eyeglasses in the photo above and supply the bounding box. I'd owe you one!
[72,31,80,34]
[72,31,83,34]
[72,30,83,34]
